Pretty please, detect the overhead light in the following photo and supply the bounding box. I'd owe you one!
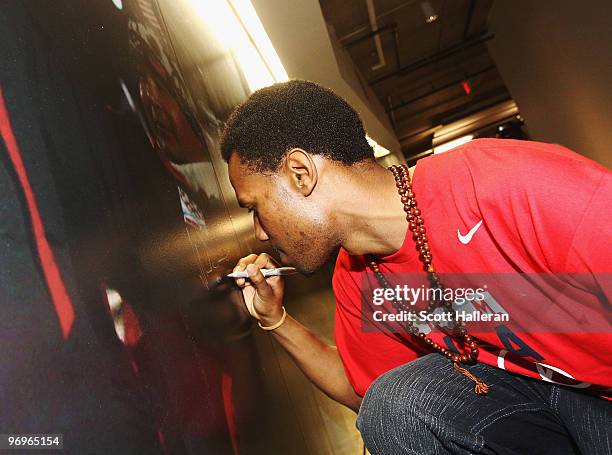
[420,1,439,24]
[433,135,473,154]
[188,1,393,160]
[228,0,289,83]
[189,0,288,92]
[367,136,391,158]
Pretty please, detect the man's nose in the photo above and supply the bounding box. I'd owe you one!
[253,214,269,241]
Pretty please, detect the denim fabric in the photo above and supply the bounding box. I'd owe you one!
[357,354,611,454]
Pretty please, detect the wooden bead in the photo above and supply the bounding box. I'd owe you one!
[366,165,481,371]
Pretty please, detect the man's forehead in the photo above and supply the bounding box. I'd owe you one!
[228,153,249,184]
[228,153,264,199]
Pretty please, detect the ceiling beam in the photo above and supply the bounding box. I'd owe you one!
[368,32,494,85]
[395,87,509,137]
[387,65,496,112]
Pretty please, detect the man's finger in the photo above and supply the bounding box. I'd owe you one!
[254,252,279,269]
[246,264,273,299]
[235,253,258,271]
[234,254,258,286]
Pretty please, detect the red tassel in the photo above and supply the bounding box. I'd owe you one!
[454,363,489,396]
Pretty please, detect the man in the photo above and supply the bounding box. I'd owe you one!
[220,80,611,454]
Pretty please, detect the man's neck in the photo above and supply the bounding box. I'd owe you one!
[335,161,415,257]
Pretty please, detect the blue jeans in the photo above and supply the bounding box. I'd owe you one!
[357,354,611,454]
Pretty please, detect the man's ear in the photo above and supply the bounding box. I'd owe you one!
[283,148,318,196]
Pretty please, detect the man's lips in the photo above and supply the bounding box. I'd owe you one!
[272,245,290,264]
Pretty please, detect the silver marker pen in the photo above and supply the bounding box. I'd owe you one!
[226,267,298,279]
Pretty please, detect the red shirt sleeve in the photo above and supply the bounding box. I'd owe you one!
[332,251,418,397]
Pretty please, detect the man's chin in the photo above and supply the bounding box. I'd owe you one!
[277,244,341,275]
[277,251,316,275]
[299,268,317,277]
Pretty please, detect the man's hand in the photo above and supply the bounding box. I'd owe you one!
[232,253,285,326]
[232,253,362,411]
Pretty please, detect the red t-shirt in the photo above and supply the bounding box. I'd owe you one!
[333,139,612,398]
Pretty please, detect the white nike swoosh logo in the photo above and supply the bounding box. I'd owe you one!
[457,220,483,245]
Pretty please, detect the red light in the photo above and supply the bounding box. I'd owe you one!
[462,81,471,95]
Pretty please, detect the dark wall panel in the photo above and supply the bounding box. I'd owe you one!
[487,0,612,168]
[0,1,278,453]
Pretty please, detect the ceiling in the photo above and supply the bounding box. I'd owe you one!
[319,0,511,158]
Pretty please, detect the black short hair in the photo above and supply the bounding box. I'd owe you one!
[220,80,375,172]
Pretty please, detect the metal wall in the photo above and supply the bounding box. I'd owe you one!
[0,1,360,453]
